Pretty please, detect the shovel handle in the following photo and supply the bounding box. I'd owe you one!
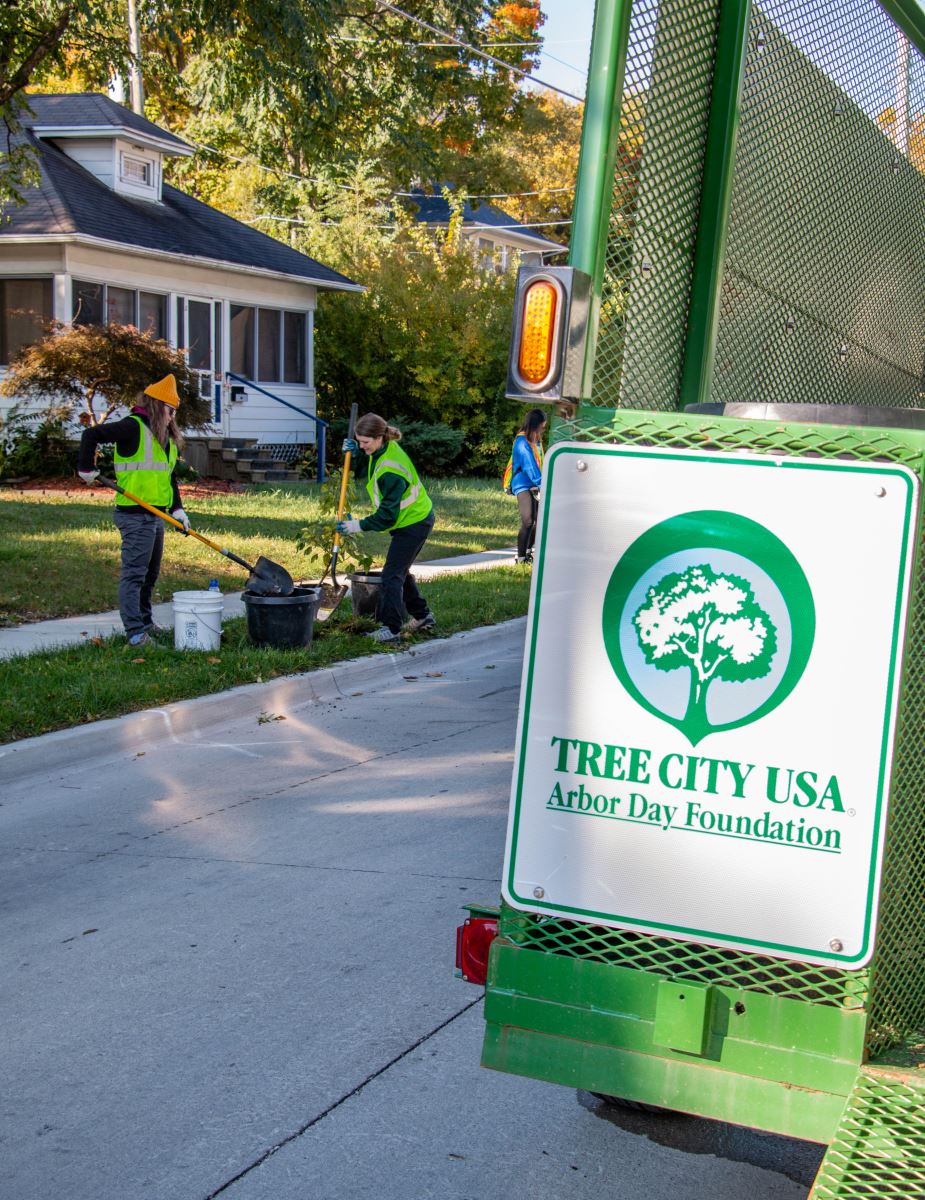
[332,402,360,554]
[97,476,256,571]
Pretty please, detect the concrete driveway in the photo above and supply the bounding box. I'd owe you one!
[0,621,823,1199]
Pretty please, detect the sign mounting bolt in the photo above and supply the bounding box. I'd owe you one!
[533,886,545,899]
[576,461,588,473]
[875,486,887,497]
[829,939,844,952]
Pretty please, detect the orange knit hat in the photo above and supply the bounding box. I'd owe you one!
[143,374,181,409]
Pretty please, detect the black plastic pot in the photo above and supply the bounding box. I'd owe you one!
[243,584,321,648]
[349,571,383,619]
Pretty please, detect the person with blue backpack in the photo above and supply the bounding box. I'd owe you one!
[506,408,547,564]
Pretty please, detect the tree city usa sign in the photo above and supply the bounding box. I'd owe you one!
[502,443,919,966]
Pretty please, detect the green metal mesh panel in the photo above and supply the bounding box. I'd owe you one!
[591,0,925,412]
[591,0,720,409]
[811,1066,925,1197]
[498,408,925,1033]
[500,905,870,1006]
[714,2,925,410]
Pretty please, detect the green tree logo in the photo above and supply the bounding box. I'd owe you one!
[633,564,778,745]
[602,511,815,744]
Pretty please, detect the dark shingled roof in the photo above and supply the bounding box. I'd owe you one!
[404,187,564,250]
[24,92,192,151]
[2,95,360,291]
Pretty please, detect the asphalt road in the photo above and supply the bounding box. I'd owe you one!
[1,621,824,1199]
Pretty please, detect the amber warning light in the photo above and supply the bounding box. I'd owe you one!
[517,279,561,388]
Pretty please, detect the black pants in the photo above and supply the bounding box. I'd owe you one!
[113,507,164,637]
[516,490,538,559]
[377,511,435,634]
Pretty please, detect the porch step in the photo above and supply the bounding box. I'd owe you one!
[249,468,302,483]
[187,437,306,485]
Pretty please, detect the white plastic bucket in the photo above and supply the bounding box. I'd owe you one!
[172,590,224,652]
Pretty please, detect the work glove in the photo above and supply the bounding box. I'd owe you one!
[342,437,359,454]
[171,507,191,534]
[78,469,99,485]
[336,517,361,535]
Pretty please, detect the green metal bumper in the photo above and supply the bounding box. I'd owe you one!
[482,939,866,1141]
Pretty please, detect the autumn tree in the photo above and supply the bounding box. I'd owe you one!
[0,322,211,429]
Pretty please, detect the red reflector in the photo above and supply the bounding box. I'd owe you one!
[455,917,498,986]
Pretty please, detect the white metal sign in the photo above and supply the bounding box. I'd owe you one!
[502,443,919,967]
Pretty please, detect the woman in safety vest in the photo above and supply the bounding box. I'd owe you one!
[77,374,190,648]
[510,407,547,564]
[337,413,435,644]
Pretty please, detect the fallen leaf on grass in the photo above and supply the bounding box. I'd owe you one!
[207,656,221,664]
[257,711,286,724]
[90,636,104,646]
[131,657,145,664]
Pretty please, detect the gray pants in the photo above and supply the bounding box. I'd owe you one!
[113,507,164,637]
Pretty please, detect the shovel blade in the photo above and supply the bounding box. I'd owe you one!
[247,556,294,596]
[315,583,349,622]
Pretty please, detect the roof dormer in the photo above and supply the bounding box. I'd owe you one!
[28,93,192,204]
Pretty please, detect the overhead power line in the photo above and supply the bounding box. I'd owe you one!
[194,142,572,201]
[372,0,584,103]
[247,213,573,230]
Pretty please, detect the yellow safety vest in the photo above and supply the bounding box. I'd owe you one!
[114,415,177,507]
[366,442,432,530]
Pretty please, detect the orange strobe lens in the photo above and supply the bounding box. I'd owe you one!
[518,280,559,386]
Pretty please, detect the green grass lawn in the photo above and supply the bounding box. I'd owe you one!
[0,478,517,623]
[0,566,530,743]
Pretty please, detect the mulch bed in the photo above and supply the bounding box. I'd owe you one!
[2,477,247,497]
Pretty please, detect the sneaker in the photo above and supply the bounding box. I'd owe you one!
[366,626,400,644]
[405,613,436,634]
[145,622,168,637]
[127,631,151,648]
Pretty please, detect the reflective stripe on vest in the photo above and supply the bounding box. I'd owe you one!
[366,443,431,530]
[114,416,177,507]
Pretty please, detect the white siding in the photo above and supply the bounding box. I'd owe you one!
[225,384,318,445]
[53,139,115,188]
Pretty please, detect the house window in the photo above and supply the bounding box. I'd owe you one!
[74,281,167,339]
[229,304,255,378]
[230,305,307,384]
[187,301,211,371]
[213,301,222,378]
[72,280,104,325]
[121,154,152,185]
[138,292,166,339]
[106,286,135,325]
[284,312,306,384]
[0,278,53,365]
[258,308,281,381]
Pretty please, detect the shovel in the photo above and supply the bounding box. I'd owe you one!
[98,476,294,596]
[314,402,358,622]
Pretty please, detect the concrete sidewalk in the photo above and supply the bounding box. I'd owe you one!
[0,547,518,660]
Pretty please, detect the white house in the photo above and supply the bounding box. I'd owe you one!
[0,93,361,475]
[404,187,565,271]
